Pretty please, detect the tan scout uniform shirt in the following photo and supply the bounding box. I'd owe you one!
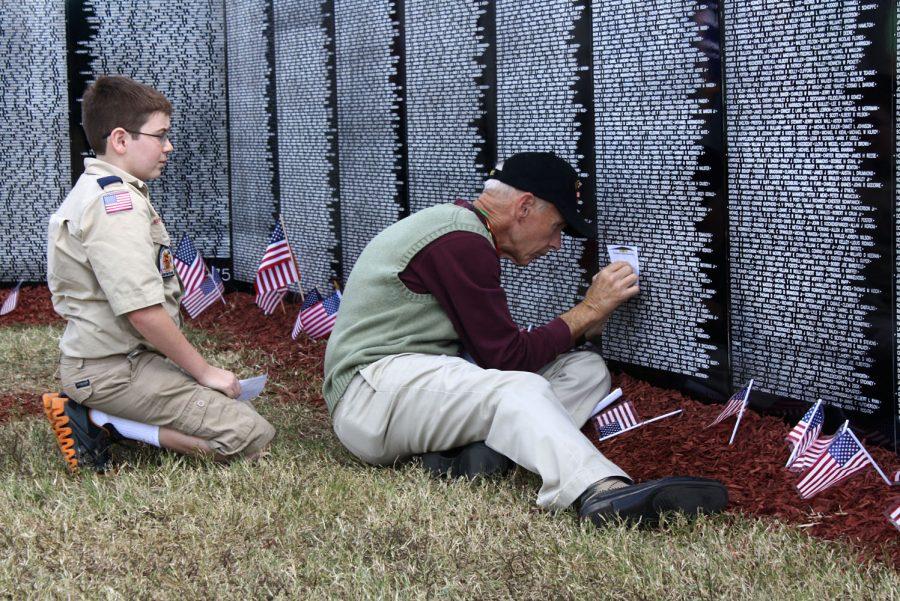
[47,158,182,358]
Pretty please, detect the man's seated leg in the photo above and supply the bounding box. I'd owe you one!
[416,349,607,481]
[56,352,275,466]
[332,353,726,525]
[332,353,625,506]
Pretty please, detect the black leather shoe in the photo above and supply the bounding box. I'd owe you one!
[419,442,513,479]
[578,477,728,527]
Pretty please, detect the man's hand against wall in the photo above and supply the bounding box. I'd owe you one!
[583,261,639,318]
[560,261,639,343]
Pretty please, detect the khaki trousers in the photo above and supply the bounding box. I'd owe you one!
[59,350,275,457]
[332,351,629,509]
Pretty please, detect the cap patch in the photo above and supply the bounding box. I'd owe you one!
[102,191,133,214]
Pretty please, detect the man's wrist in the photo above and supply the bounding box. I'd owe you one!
[581,299,608,320]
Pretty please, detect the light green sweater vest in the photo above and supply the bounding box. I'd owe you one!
[323,203,492,414]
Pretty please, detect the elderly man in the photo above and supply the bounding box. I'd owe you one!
[323,152,726,525]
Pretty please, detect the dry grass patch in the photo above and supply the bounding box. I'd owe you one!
[0,398,898,599]
[0,324,63,393]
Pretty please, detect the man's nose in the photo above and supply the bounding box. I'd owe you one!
[163,138,174,153]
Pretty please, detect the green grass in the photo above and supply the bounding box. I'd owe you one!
[0,325,897,598]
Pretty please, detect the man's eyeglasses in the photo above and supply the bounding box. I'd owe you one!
[103,129,172,145]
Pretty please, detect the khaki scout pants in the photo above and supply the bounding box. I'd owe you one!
[332,351,630,509]
[59,350,275,457]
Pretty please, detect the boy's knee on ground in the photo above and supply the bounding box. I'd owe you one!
[182,389,275,457]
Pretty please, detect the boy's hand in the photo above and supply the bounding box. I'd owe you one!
[127,305,244,399]
[199,366,242,399]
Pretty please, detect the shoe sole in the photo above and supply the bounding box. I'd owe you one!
[591,479,728,527]
[41,393,80,472]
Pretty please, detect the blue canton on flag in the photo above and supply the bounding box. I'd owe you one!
[598,421,624,438]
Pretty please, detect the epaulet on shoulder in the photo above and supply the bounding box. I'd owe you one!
[96,175,123,189]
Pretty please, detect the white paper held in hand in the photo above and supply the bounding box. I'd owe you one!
[238,374,267,402]
[607,244,640,277]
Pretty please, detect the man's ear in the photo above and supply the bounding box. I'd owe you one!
[516,193,535,219]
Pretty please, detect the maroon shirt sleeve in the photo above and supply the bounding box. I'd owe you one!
[398,231,571,372]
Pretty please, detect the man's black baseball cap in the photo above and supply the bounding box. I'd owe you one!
[488,152,594,239]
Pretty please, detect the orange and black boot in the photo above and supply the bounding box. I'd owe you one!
[41,392,112,473]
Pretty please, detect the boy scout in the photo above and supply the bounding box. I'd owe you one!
[44,76,274,471]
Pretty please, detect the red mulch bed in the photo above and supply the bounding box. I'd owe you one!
[3,286,898,566]
[0,285,61,327]
[0,392,44,423]
[589,374,900,567]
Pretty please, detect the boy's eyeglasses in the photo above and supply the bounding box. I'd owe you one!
[103,129,172,145]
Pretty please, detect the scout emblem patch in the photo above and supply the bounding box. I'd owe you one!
[102,191,132,214]
[158,247,176,278]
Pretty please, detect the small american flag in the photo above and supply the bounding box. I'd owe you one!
[796,430,872,499]
[788,433,836,473]
[173,235,207,296]
[102,190,132,214]
[0,281,22,316]
[886,499,900,531]
[182,269,224,319]
[786,400,824,467]
[707,382,751,428]
[594,401,639,440]
[299,290,341,339]
[292,289,323,340]
[255,221,300,315]
[257,288,288,316]
[893,470,900,484]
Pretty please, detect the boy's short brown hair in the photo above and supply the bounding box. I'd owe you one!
[81,75,172,155]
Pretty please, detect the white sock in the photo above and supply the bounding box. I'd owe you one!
[89,409,161,448]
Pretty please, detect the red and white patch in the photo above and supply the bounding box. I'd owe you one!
[102,191,133,214]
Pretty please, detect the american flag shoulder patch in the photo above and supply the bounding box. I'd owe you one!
[102,191,133,214]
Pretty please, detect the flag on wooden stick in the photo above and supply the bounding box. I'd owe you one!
[785,399,825,468]
[173,235,208,297]
[255,221,300,315]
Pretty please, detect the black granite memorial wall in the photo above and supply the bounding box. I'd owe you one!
[274,0,342,291]
[724,0,895,443]
[0,3,69,281]
[65,0,231,262]
[226,0,279,285]
[593,0,730,399]
[332,0,406,276]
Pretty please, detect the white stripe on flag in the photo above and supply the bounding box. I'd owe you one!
[0,283,21,316]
